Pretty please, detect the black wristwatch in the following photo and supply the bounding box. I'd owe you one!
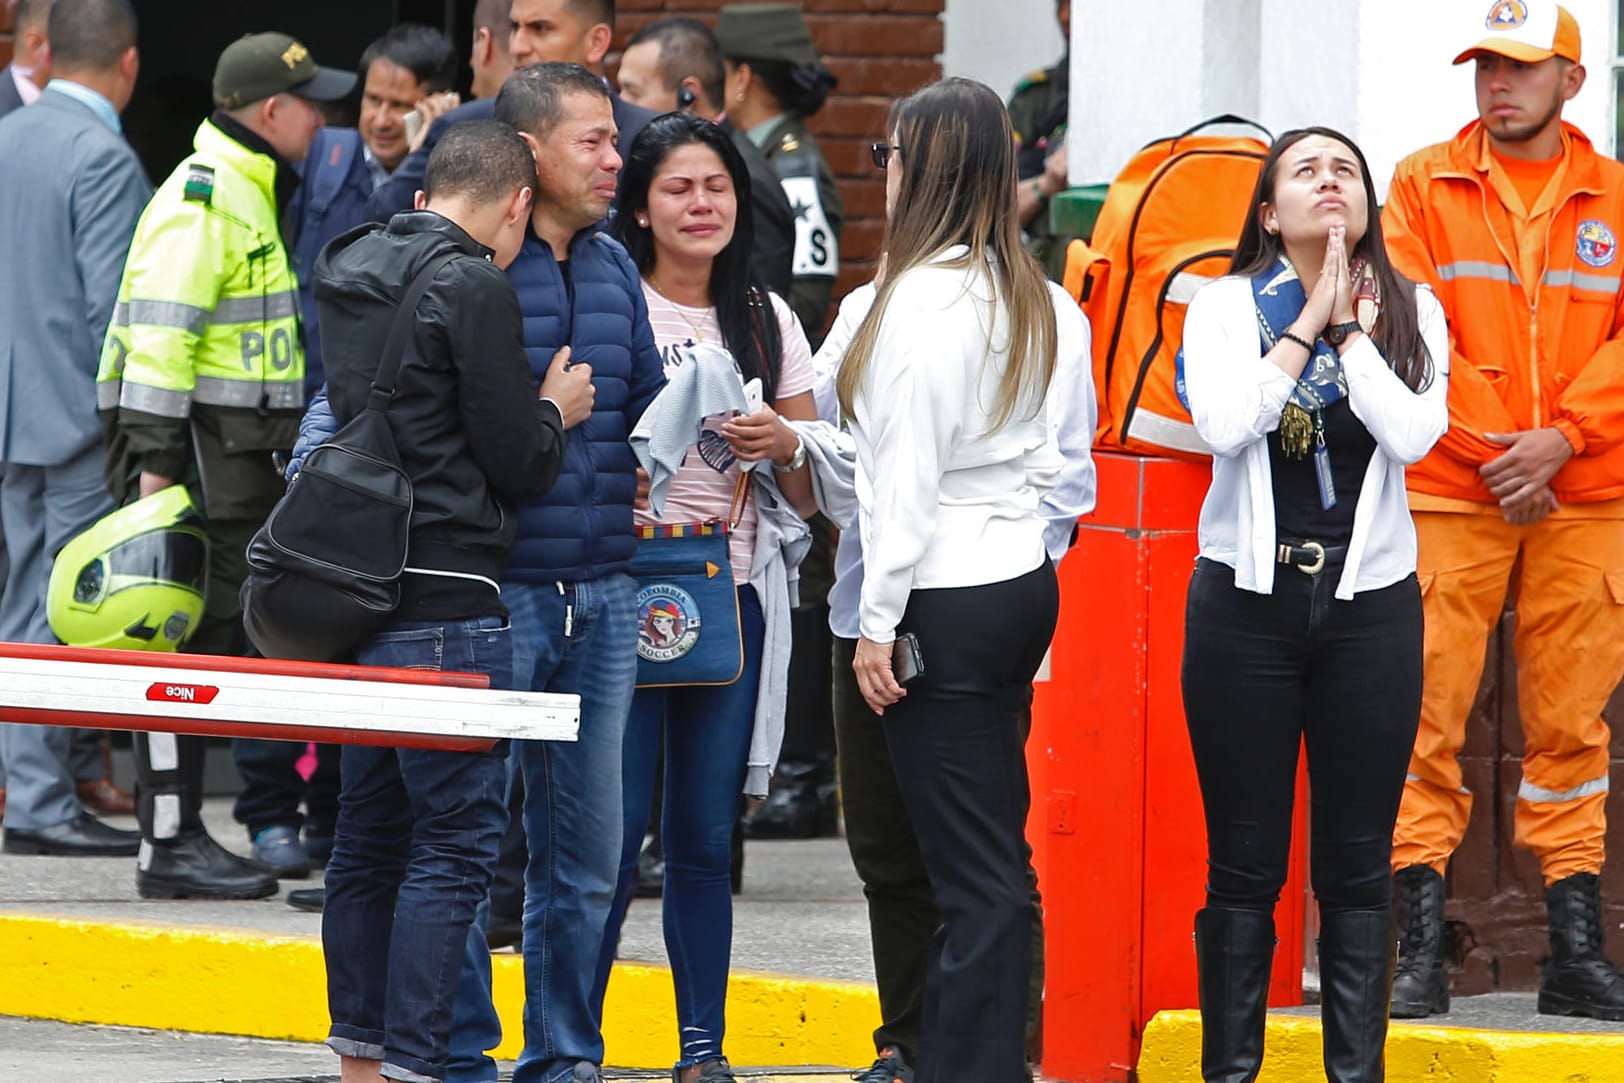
[1325,320,1362,347]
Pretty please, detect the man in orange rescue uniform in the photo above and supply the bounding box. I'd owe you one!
[1382,0,1624,1022]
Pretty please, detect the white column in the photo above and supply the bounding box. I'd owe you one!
[1069,0,1263,185]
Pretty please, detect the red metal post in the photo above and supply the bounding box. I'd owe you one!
[1029,453,1309,1081]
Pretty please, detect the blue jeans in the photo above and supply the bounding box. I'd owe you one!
[448,574,639,1083]
[594,585,764,1068]
[323,615,514,1083]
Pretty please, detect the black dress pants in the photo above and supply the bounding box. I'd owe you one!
[1181,557,1423,915]
[833,635,940,1062]
[880,562,1058,1083]
[835,639,1047,1067]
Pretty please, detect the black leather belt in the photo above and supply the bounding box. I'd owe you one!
[1275,540,1349,574]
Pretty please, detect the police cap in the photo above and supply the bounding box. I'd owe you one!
[714,4,822,66]
[213,32,357,110]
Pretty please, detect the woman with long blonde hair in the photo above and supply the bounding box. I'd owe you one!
[839,76,1086,1083]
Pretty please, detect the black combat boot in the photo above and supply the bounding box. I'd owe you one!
[1389,864,1450,1018]
[1538,872,1624,1021]
[137,831,278,900]
[1194,907,1276,1082]
[1318,910,1395,1083]
[741,759,827,839]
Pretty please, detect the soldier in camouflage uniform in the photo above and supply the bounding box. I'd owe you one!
[1010,0,1071,280]
[716,3,844,348]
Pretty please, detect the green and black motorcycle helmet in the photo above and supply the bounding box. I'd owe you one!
[48,486,209,652]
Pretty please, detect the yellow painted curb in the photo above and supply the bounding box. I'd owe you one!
[0,913,877,1069]
[1138,1007,1624,1082]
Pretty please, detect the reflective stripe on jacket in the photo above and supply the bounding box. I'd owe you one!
[97,119,305,420]
[1383,120,1624,504]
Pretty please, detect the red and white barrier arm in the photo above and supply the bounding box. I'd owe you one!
[0,643,578,752]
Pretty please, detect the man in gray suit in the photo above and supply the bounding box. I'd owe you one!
[0,0,53,119]
[0,0,148,856]
[0,1,137,824]
[0,0,55,819]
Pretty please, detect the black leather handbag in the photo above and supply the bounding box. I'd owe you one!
[242,253,452,662]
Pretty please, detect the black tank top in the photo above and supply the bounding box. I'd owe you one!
[1267,397,1374,544]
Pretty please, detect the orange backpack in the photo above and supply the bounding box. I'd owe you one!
[1064,116,1270,460]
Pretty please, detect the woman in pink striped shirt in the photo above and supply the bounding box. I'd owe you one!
[594,111,818,1083]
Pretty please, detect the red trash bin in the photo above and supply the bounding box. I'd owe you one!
[1027,451,1309,1082]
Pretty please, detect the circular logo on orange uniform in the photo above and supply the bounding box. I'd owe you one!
[1577,220,1617,269]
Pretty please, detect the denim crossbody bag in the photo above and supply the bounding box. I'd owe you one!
[629,512,745,688]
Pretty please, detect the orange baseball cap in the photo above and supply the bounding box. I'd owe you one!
[1453,1,1581,65]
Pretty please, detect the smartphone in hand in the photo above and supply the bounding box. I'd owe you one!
[403,110,424,145]
[742,376,763,415]
[892,633,925,687]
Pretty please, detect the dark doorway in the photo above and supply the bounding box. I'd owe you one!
[125,1,475,181]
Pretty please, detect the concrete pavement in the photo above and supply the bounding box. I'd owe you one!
[0,799,877,983]
[0,797,881,1077]
[0,1016,858,1083]
[7,796,1624,1081]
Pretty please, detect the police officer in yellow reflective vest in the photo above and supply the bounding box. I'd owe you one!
[97,32,354,901]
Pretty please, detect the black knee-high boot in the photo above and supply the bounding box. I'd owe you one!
[134,732,275,900]
[1195,907,1276,1083]
[1317,909,1395,1083]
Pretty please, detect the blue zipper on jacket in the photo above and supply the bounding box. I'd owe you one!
[561,236,603,577]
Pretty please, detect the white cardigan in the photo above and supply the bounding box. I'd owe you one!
[848,250,1086,641]
[1181,275,1450,599]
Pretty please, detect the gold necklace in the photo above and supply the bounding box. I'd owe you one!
[647,276,710,343]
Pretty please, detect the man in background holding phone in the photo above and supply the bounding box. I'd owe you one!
[367,0,657,222]
[288,24,458,400]
[228,23,464,889]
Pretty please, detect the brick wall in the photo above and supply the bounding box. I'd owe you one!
[614,1,945,301]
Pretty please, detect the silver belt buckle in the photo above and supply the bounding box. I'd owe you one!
[1297,540,1326,575]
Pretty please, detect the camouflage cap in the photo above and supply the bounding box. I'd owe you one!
[714,4,822,66]
[213,32,357,110]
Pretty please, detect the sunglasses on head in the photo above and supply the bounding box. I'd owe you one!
[870,142,902,169]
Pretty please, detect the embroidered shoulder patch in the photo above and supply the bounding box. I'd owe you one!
[182,164,215,205]
[1576,219,1616,268]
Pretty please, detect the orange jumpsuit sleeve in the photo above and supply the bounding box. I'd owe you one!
[1548,313,1624,458]
[1381,167,1521,467]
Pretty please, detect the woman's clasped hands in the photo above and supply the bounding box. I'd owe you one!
[1294,223,1358,344]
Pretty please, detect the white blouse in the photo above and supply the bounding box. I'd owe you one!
[1180,275,1450,599]
[848,249,1087,641]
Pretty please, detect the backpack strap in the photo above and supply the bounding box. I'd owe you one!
[308,128,364,217]
[366,252,457,411]
[292,129,365,277]
[1167,115,1272,151]
[745,285,783,402]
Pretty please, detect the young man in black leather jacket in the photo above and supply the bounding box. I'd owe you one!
[311,118,594,1083]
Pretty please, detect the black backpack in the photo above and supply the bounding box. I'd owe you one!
[242,253,452,662]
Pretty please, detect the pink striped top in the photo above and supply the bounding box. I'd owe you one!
[634,282,814,584]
